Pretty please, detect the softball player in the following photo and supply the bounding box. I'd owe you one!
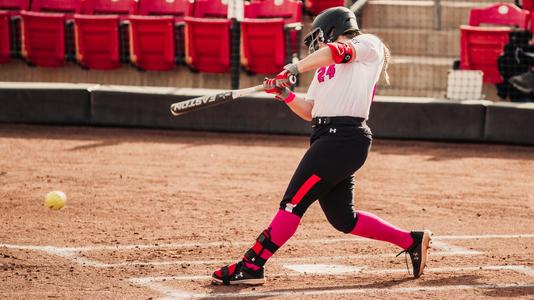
[212,7,432,285]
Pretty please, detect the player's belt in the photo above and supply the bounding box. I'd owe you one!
[312,116,366,128]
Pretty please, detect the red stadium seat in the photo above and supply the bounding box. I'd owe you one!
[138,0,193,22]
[192,0,228,19]
[74,14,121,70]
[75,0,138,70]
[468,2,529,28]
[245,0,302,60]
[0,1,30,59]
[184,17,231,73]
[523,0,534,35]
[305,0,344,15]
[241,18,286,74]
[460,3,530,83]
[0,0,29,15]
[129,15,175,71]
[523,0,534,11]
[128,0,193,70]
[30,0,81,17]
[20,11,66,67]
[245,0,302,23]
[19,1,81,67]
[0,11,10,63]
[81,0,138,18]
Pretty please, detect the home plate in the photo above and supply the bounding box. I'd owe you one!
[284,264,363,275]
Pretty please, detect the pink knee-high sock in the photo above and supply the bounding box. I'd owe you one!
[351,210,413,250]
[244,209,300,270]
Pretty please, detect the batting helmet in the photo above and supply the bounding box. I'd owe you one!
[304,7,359,53]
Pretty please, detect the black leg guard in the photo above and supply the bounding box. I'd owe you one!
[243,229,280,268]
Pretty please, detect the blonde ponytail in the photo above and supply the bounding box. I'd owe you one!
[344,30,391,86]
[381,43,391,86]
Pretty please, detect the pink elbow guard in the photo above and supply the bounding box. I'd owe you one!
[327,42,354,64]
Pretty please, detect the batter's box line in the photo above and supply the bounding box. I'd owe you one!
[2,233,533,252]
[61,249,479,269]
[51,251,482,268]
[128,265,534,300]
[4,233,534,269]
[7,239,478,269]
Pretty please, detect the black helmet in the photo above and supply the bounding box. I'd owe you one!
[304,7,359,53]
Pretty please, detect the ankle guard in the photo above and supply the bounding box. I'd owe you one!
[243,230,279,268]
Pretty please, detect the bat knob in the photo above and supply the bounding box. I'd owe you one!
[289,75,297,85]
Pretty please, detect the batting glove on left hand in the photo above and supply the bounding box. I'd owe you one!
[263,78,296,103]
[274,64,299,88]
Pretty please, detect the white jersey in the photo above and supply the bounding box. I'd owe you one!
[305,34,385,120]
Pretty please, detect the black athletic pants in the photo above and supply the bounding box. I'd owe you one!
[279,117,372,233]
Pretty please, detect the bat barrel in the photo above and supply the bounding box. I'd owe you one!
[170,91,233,116]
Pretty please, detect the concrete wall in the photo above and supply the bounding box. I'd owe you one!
[89,85,309,135]
[0,82,94,124]
[484,102,534,145]
[0,82,532,145]
[367,97,488,142]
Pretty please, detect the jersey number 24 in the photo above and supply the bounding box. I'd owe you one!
[317,64,336,83]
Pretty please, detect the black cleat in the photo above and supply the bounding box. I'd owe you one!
[509,71,534,94]
[398,230,432,278]
[211,261,265,286]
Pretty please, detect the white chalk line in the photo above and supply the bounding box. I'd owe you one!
[147,282,195,300]
[432,240,481,254]
[284,264,363,275]
[0,234,500,269]
[128,265,534,284]
[58,250,479,268]
[3,237,476,269]
[436,234,534,240]
[3,237,533,299]
[3,233,533,252]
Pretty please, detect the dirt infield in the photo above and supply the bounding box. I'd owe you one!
[1,124,533,299]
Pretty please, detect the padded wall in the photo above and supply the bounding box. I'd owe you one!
[0,82,532,146]
[0,82,93,124]
[89,85,310,135]
[368,97,488,141]
[484,102,534,145]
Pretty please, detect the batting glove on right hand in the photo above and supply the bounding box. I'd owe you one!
[263,78,296,103]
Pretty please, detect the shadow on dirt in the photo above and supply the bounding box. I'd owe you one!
[202,276,504,299]
[0,124,308,151]
[482,285,534,298]
[1,124,532,160]
[370,139,534,161]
